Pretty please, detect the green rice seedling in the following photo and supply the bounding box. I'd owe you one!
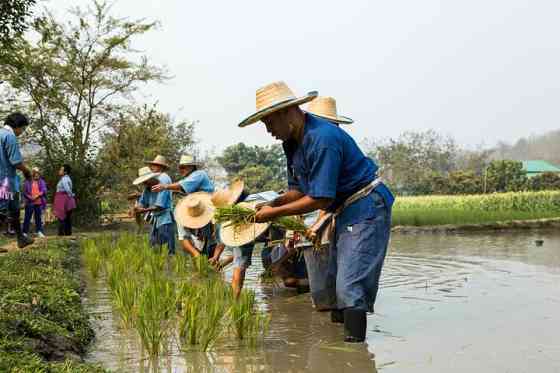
[135,274,176,361]
[82,240,102,279]
[171,253,191,279]
[231,289,270,346]
[178,279,231,351]
[229,289,259,341]
[191,254,215,278]
[112,275,140,329]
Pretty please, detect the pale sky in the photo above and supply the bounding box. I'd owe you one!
[50,0,560,153]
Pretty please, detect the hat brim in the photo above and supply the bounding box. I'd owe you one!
[133,172,161,186]
[175,192,215,229]
[219,202,271,246]
[145,161,170,169]
[238,91,319,128]
[307,112,354,125]
[211,180,245,208]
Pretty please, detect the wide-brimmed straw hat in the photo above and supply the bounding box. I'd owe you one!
[145,155,169,170]
[219,201,271,247]
[175,192,215,229]
[211,179,245,208]
[133,166,161,186]
[306,96,354,125]
[179,154,201,167]
[238,81,318,127]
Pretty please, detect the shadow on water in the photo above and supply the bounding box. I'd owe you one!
[84,229,560,372]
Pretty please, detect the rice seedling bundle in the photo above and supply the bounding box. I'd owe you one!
[214,205,308,233]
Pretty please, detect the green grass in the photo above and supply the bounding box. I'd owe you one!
[392,191,560,226]
[0,241,108,372]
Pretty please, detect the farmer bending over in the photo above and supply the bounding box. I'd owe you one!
[239,81,394,343]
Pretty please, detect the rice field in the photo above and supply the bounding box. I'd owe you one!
[392,191,560,226]
[81,233,269,366]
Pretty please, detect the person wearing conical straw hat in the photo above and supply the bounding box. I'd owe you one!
[239,81,395,343]
[133,166,175,254]
[152,154,216,258]
[306,96,354,126]
[145,155,172,184]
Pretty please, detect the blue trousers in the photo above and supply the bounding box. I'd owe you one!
[327,192,392,312]
[150,223,176,255]
[23,205,44,234]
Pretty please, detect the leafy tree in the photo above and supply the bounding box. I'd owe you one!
[0,0,36,50]
[429,171,482,195]
[97,104,196,205]
[369,130,458,195]
[235,165,286,194]
[529,172,560,191]
[217,143,287,193]
[484,160,528,193]
[0,1,166,223]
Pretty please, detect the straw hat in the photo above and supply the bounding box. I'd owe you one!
[175,192,215,229]
[219,201,271,247]
[211,179,245,208]
[179,154,200,167]
[133,166,161,186]
[145,155,169,170]
[307,96,353,125]
[238,81,318,127]
[31,166,40,173]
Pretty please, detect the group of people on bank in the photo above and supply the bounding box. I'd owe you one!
[132,81,394,344]
[0,113,77,248]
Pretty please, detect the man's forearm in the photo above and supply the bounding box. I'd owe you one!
[274,195,332,217]
[271,190,304,207]
[164,183,184,192]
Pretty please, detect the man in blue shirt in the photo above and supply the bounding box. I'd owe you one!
[134,167,175,254]
[152,155,216,258]
[239,81,394,343]
[0,113,34,248]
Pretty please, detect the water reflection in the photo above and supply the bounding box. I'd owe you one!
[84,230,560,372]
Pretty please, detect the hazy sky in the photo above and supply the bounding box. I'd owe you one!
[50,0,560,153]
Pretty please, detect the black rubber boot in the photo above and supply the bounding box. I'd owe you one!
[343,308,367,343]
[330,309,344,324]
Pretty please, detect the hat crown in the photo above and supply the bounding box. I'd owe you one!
[186,198,205,217]
[179,154,196,166]
[255,81,297,112]
[138,166,152,177]
[308,96,338,118]
[153,155,167,164]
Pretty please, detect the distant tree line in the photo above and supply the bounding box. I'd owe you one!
[366,130,560,195]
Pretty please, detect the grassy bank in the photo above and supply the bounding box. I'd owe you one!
[0,240,107,372]
[392,191,560,226]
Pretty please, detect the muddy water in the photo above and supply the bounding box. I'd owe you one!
[84,230,560,372]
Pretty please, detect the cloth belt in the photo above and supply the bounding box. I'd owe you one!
[308,178,382,248]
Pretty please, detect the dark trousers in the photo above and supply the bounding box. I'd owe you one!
[58,210,72,236]
[23,205,43,234]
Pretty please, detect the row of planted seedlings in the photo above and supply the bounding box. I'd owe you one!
[82,233,269,364]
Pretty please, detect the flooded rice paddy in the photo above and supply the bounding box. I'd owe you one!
[84,230,560,372]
